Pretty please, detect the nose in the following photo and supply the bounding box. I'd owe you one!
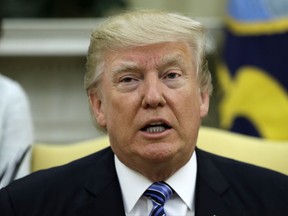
[141,76,166,109]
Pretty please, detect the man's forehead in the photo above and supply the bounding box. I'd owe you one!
[110,52,189,74]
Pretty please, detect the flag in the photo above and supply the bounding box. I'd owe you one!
[217,0,288,140]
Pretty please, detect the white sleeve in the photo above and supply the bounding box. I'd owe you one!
[0,76,34,184]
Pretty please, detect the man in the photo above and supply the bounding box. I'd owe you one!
[0,10,287,216]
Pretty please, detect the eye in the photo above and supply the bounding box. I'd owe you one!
[117,75,140,92]
[120,76,135,83]
[164,72,181,80]
[161,70,184,89]
[119,73,141,84]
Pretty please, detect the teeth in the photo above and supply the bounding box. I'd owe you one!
[149,122,164,126]
[145,126,166,133]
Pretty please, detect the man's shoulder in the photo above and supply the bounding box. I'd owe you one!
[4,147,114,194]
[196,148,288,215]
[197,148,288,191]
[0,147,121,215]
[197,148,287,177]
[0,74,25,97]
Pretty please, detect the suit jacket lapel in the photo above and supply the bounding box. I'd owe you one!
[195,148,246,216]
[71,148,126,216]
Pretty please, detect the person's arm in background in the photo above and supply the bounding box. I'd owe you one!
[0,75,34,188]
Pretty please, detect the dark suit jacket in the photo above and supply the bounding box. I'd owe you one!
[0,147,287,216]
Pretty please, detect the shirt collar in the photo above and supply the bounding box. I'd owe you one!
[166,152,197,210]
[115,155,152,213]
[115,152,197,212]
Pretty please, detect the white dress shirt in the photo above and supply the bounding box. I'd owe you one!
[115,152,197,216]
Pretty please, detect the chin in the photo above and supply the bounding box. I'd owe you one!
[141,143,179,162]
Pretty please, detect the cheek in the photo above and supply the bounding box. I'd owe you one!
[179,85,201,107]
[104,94,138,128]
[176,90,202,123]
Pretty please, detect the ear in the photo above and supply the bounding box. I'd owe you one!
[89,91,106,128]
[199,91,210,118]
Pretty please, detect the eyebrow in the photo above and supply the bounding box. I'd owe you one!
[111,61,142,75]
[158,53,187,70]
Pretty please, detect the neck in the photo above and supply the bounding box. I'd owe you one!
[128,156,190,182]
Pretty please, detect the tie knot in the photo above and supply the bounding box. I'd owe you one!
[144,182,174,206]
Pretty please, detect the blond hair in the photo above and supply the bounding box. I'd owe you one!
[85,10,212,94]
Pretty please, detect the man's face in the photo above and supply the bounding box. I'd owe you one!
[90,41,209,173]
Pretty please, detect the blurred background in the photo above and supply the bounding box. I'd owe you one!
[0,0,226,143]
[1,0,287,144]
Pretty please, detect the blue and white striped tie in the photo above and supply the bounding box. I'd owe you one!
[144,182,174,216]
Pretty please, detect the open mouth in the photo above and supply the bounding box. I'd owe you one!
[141,122,172,133]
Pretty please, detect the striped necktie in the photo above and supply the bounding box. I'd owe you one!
[144,181,174,216]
